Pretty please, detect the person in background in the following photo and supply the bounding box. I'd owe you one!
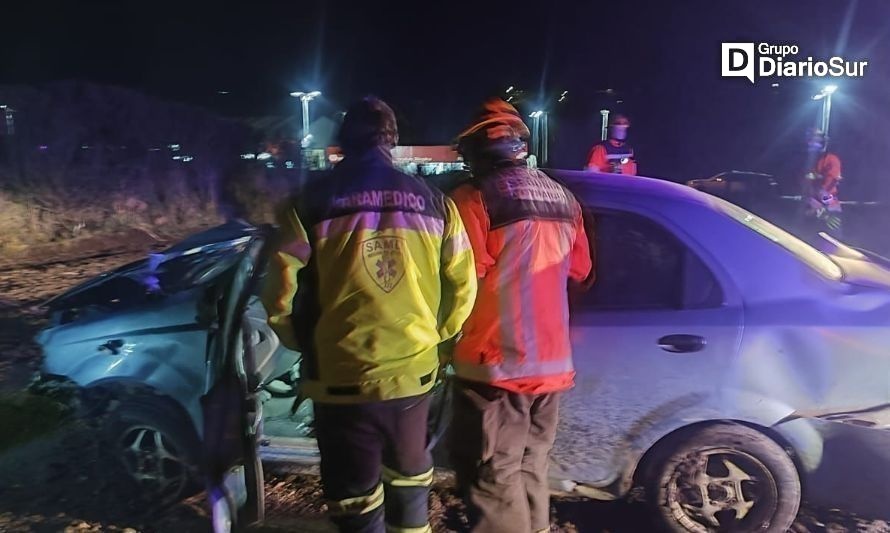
[802,128,843,238]
[585,113,637,175]
[449,98,593,533]
[262,96,477,533]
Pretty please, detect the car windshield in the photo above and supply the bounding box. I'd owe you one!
[713,197,843,280]
[143,236,250,293]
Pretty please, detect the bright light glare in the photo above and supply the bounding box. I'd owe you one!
[812,94,825,100]
[823,84,838,94]
[257,152,272,160]
[529,110,544,118]
[291,90,321,99]
[506,86,514,94]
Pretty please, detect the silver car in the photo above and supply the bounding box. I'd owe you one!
[38,172,890,532]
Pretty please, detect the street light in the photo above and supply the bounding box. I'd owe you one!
[812,85,837,137]
[528,110,548,165]
[600,109,610,141]
[290,90,322,148]
[1,105,14,135]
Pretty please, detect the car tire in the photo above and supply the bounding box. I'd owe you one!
[645,423,801,533]
[102,395,202,508]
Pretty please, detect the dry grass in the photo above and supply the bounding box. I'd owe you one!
[0,187,224,257]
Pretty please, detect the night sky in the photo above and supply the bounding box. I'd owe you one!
[3,0,889,197]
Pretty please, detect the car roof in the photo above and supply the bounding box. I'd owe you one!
[544,169,715,208]
[710,170,774,179]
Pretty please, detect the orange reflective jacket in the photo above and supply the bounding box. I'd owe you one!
[586,140,637,175]
[450,165,592,394]
[816,152,842,210]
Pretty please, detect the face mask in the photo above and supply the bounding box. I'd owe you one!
[610,125,628,141]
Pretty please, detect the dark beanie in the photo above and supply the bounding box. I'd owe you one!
[338,96,399,154]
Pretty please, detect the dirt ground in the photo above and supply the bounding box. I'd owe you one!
[0,235,888,532]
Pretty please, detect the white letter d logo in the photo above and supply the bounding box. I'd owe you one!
[722,43,755,84]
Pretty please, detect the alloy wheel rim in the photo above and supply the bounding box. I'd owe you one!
[116,424,190,505]
[666,447,778,532]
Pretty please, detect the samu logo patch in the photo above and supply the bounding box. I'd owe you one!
[361,236,406,292]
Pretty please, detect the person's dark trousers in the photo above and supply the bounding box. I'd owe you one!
[314,394,434,533]
[450,379,561,533]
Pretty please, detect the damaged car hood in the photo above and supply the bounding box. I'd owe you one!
[43,220,261,311]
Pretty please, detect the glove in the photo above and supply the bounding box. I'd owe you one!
[817,210,842,230]
[438,334,460,367]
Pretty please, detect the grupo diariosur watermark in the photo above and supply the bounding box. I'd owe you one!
[722,43,869,83]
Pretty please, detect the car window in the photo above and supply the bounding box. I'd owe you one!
[713,198,843,280]
[577,210,723,310]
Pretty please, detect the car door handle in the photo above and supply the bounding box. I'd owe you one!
[98,339,124,355]
[658,334,706,353]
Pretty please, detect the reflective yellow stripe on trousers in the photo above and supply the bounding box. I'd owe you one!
[381,466,434,488]
[385,524,433,533]
[327,482,384,516]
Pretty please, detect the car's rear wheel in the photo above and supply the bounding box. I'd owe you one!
[103,396,202,508]
[645,424,801,533]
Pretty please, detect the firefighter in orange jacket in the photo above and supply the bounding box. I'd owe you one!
[449,98,593,533]
[585,113,637,175]
[803,129,843,237]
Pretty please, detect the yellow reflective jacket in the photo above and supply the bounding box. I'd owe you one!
[262,148,477,404]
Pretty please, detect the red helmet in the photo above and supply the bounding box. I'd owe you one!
[456,98,530,163]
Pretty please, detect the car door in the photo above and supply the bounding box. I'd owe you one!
[200,227,274,532]
[551,207,744,489]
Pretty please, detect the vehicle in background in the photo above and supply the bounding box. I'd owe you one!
[688,170,890,257]
[686,170,782,210]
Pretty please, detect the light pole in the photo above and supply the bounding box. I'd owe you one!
[812,84,837,137]
[528,110,548,166]
[0,105,14,135]
[290,90,322,148]
[599,109,610,141]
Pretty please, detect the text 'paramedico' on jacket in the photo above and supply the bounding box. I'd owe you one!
[262,147,478,404]
[450,164,592,394]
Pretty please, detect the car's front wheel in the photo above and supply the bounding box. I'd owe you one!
[102,396,202,508]
[645,424,801,532]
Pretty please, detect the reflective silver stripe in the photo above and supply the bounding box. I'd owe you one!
[453,356,574,382]
[316,211,445,238]
[442,228,472,260]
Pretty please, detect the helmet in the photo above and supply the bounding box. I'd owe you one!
[609,113,631,127]
[807,127,827,150]
[608,114,631,141]
[338,96,399,154]
[456,98,530,165]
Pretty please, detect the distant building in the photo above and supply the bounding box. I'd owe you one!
[321,145,463,175]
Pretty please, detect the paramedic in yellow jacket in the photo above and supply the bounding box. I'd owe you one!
[263,96,477,533]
